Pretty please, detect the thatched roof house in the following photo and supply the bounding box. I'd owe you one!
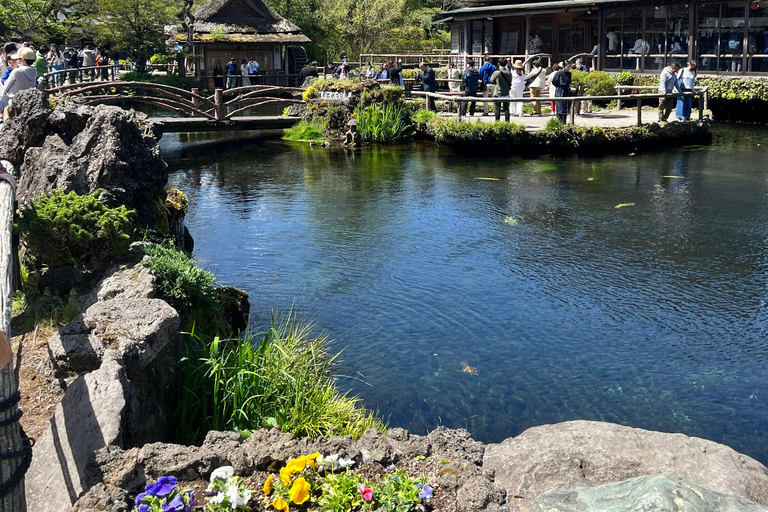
[179,0,310,85]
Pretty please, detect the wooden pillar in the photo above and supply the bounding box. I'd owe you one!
[704,87,709,118]
[569,98,575,125]
[525,15,531,60]
[698,93,704,121]
[191,88,200,109]
[597,5,605,71]
[636,98,642,126]
[214,89,225,121]
[616,87,622,110]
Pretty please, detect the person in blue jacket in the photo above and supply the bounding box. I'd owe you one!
[226,57,238,89]
[461,61,480,117]
[478,54,497,115]
[419,61,438,111]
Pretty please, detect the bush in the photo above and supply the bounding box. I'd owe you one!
[18,190,135,268]
[354,102,415,143]
[283,120,326,141]
[121,71,204,92]
[175,314,385,444]
[572,70,616,96]
[326,105,350,131]
[412,109,436,129]
[698,76,768,102]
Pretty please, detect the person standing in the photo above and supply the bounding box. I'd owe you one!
[1,44,19,86]
[226,57,237,89]
[509,59,526,118]
[527,58,546,115]
[213,61,224,89]
[419,61,438,112]
[658,62,681,122]
[33,45,49,80]
[82,45,96,80]
[248,57,259,83]
[546,63,560,113]
[552,62,572,124]
[67,47,79,83]
[448,62,461,94]
[490,58,511,122]
[478,54,496,115]
[461,61,480,117]
[299,60,318,83]
[575,58,592,114]
[388,60,403,86]
[675,61,697,121]
[240,59,250,86]
[47,44,64,85]
[0,47,38,115]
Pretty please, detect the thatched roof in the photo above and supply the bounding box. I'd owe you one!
[191,0,309,42]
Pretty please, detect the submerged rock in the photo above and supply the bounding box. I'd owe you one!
[530,473,768,512]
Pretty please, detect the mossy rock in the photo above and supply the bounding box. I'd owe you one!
[217,286,251,334]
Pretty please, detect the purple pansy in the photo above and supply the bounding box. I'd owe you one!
[418,484,433,500]
[145,476,178,497]
[135,492,148,506]
[162,494,185,512]
[138,505,151,512]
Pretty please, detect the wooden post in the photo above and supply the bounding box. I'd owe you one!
[0,180,26,510]
[703,87,709,119]
[569,98,575,125]
[214,89,225,121]
[457,98,463,121]
[698,93,704,121]
[616,87,622,110]
[191,88,200,109]
[636,98,642,126]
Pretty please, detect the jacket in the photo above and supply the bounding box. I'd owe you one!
[463,68,480,93]
[658,67,677,93]
[421,66,437,92]
[82,49,96,67]
[528,66,546,88]
[226,62,237,75]
[479,62,496,83]
[33,54,48,78]
[299,65,318,81]
[490,68,512,96]
[1,66,37,100]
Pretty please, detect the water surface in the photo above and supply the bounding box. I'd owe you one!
[163,126,768,463]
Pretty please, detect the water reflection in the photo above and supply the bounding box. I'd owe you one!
[164,125,768,464]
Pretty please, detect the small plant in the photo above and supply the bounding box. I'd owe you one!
[616,71,634,86]
[545,117,564,132]
[412,109,436,127]
[283,120,326,142]
[354,102,415,144]
[206,466,252,511]
[303,86,319,101]
[133,475,194,512]
[370,468,429,512]
[18,190,135,268]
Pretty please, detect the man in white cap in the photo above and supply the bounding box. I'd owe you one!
[0,47,38,118]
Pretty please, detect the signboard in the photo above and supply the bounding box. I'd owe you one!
[319,91,352,101]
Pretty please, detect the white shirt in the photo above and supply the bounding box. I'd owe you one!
[680,68,696,89]
[511,70,526,92]
[1,65,37,102]
[606,32,619,52]
[528,66,546,88]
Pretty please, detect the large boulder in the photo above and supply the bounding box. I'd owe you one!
[0,89,51,168]
[530,473,768,512]
[26,351,130,512]
[483,421,768,512]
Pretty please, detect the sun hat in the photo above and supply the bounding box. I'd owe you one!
[513,60,524,69]
[11,47,35,61]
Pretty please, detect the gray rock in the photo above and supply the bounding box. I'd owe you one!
[530,473,768,512]
[242,428,305,469]
[78,264,156,310]
[48,103,93,142]
[47,333,105,375]
[306,434,360,462]
[359,427,399,464]
[457,475,507,512]
[72,483,130,512]
[386,428,431,459]
[429,426,485,466]
[0,89,51,169]
[26,351,130,512]
[483,421,768,512]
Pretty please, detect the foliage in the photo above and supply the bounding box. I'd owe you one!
[283,120,326,141]
[18,190,135,268]
[571,70,616,97]
[303,86,319,101]
[121,72,204,92]
[545,117,563,132]
[0,0,71,44]
[354,102,415,143]
[370,469,429,512]
[429,119,529,145]
[133,475,194,512]
[615,71,634,86]
[411,109,436,130]
[150,53,174,64]
[205,467,252,511]
[326,105,351,131]
[174,314,385,445]
[697,76,768,102]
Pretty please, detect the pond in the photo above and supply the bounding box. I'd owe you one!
[163,125,768,464]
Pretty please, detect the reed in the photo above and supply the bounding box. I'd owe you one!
[354,102,415,144]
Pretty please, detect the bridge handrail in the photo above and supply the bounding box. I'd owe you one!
[225,98,304,119]
[216,85,304,100]
[53,81,215,110]
[75,95,215,119]
[222,86,304,106]
[40,65,121,89]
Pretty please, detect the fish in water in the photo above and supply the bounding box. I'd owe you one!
[459,362,478,375]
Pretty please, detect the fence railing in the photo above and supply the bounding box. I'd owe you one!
[359,53,554,71]
[40,65,121,90]
[200,73,305,90]
[419,86,709,126]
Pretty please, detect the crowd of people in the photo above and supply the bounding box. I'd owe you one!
[211,56,260,89]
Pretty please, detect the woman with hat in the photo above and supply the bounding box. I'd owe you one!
[509,59,527,118]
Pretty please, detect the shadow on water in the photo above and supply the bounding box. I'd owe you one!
[162,124,768,464]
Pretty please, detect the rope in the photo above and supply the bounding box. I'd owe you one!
[0,428,31,499]
[0,410,22,428]
[0,392,20,414]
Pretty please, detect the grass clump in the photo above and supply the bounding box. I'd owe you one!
[283,120,326,142]
[354,102,415,144]
[17,190,135,268]
[175,314,385,445]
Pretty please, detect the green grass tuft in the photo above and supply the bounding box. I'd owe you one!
[283,120,327,142]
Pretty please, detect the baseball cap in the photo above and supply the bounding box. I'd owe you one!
[13,47,35,61]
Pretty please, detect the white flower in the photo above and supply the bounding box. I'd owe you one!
[209,492,225,505]
[325,454,340,465]
[339,458,355,468]
[210,466,235,483]
[242,489,251,505]
[227,483,244,509]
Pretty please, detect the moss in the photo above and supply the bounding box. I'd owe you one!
[165,188,188,215]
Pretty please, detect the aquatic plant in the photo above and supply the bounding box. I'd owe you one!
[174,313,385,444]
[354,102,415,143]
[283,120,326,141]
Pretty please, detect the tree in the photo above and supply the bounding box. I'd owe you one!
[0,0,69,44]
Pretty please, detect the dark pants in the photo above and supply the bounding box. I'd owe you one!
[426,92,436,112]
[461,91,477,116]
[494,100,510,122]
[659,95,676,121]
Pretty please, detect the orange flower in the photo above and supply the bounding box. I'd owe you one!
[288,477,310,505]
[272,497,289,511]
[263,474,273,495]
[285,457,306,474]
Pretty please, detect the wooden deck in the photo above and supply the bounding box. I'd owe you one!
[149,116,299,133]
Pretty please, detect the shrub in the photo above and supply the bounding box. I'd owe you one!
[326,105,351,131]
[354,102,415,143]
[412,109,436,128]
[571,70,616,96]
[302,86,319,101]
[283,120,326,141]
[175,314,385,444]
[545,117,564,132]
[698,76,768,102]
[616,71,634,85]
[18,190,134,268]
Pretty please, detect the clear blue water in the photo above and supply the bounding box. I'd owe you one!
[163,126,768,464]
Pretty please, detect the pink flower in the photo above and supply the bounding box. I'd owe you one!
[357,485,373,501]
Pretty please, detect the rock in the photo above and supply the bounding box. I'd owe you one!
[483,421,768,512]
[78,264,157,309]
[48,103,93,143]
[72,483,131,512]
[0,89,51,169]
[34,264,97,298]
[457,475,507,512]
[530,473,768,512]
[47,333,105,375]
[358,428,399,465]
[26,351,130,512]
[385,428,431,460]
[242,429,305,469]
[428,426,485,466]
[217,286,250,334]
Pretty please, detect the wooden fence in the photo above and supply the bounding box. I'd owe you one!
[40,65,121,90]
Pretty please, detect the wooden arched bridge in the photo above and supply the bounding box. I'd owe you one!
[47,82,304,132]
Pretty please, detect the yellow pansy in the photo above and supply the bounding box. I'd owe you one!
[263,474,273,495]
[272,497,289,511]
[285,457,306,474]
[279,466,293,485]
[303,452,321,468]
[288,477,310,505]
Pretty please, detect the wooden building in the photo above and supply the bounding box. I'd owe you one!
[437,0,768,75]
[179,0,311,84]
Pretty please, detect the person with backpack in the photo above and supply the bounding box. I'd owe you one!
[478,54,496,115]
[490,58,512,122]
[526,58,546,115]
[461,61,480,117]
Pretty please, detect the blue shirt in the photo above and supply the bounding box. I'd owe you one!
[479,62,497,83]
[0,67,11,85]
[226,62,237,75]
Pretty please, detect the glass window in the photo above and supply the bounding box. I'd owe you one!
[722,1,746,72]
[604,7,623,69]
[646,5,667,70]
[697,2,721,72]
[531,20,553,55]
[668,4,690,68]
[748,0,768,72]
[623,7,644,70]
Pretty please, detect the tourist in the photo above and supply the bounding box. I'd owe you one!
[82,45,96,80]
[509,59,526,118]
[448,62,461,94]
[364,62,376,79]
[388,60,403,86]
[490,58,511,122]
[240,59,250,86]
[0,47,38,117]
[419,61,438,112]
[676,61,697,121]
[299,60,318,83]
[526,58,546,115]
[575,59,592,114]
[47,44,65,86]
[546,63,559,113]
[606,28,620,54]
[339,50,347,62]
[461,60,480,117]
[335,59,349,79]
[552,62,572,124]
[375,62,388,81]
[226,57,237,89]
[1,43,18,84]
[529,34,544,54]
[658,62,681,122]
[247,57,259,81]
[479,54,496,115]
[629,36,650,55]
[33,44,49,80]
[213,61,224,89]
[66,47,79,83]
[97,49,109,80]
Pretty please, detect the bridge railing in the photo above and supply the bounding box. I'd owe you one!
[40,65,121,90]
